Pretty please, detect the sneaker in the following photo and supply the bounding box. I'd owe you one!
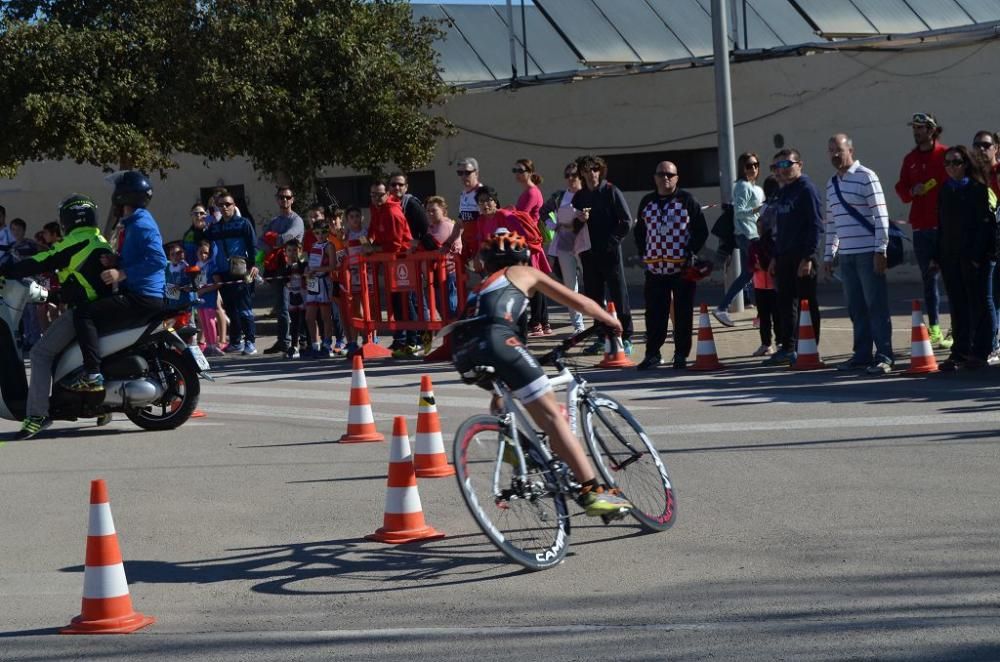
[988,350,1000,366]
[204,345,225,357]
[866,359,893,375]
[542,324,554,336]
[344,342,360,357]
[96,413,113,427]
[242,342,257,356]
[582,340,605,355]
[527,324,545,337]
[762,348,793,366]
[712,308,735,327]
[752,317,760,329]
[333,339,347,356]
[672,356,687,370]
[15,415,51,440]
[321,343,335,358]
[636,355,663,371]
[929,325,954,350]
[224,342,244,354]
[835,357,872,371]
[751,344,773,357]
[388,340,405,352]
[65,373,105,392]
[939,355,965,372]
[578,486,633,517]
[391,344,424,359]
[263,342,288,355]
[285,347,300,359]
[622,339,634,356]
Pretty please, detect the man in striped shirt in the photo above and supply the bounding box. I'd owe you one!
[823,133,894,375]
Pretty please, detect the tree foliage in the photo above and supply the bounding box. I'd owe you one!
[0,0,452,189]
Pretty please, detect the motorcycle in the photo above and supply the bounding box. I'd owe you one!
[0,274,213,431]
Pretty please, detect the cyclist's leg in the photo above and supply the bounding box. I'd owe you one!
[522,390,595,483]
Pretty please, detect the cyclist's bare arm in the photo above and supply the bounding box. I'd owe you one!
[504,266,622,336]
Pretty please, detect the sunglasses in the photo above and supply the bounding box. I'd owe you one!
[564,172,579,178]
[511,167,528,174]
[191,211,207,216]
[588,166,602,173]
[389,181,406,187]
[773,160,799,169]
[745,162,760,169]
[218,202,235,208]
[655,171,678,179]
[275,195,293,200]
[973,141,996,150]
[944,158,966,167]
[456,170,476,176]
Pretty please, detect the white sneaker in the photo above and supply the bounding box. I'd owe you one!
[988,350,1000,366]
[712,308,735,327]
[752,344,773,357]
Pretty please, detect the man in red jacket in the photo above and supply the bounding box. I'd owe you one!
[895,112,952,349]
[369,180,419,355]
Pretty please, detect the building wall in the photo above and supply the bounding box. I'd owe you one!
[2,37,996,284]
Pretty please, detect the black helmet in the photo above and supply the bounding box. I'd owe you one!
[111,170,153,209]
[58,194,99,234]
[480,228,529,273]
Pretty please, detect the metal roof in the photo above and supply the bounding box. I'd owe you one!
[413,0,1000,86]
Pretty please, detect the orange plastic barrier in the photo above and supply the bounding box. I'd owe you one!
[339,250,467,360]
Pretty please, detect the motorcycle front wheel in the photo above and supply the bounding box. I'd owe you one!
[124,349,200,430]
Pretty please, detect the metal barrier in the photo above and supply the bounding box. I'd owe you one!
[339,250,466,360]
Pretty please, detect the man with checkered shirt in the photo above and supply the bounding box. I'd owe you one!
[633,161,709,370]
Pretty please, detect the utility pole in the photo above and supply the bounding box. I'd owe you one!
[712,0,742,313]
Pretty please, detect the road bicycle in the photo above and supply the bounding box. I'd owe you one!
[452,324,676,571]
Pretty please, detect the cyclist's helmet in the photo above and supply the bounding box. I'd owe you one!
[111,170,153,209]
[480,228,529,272]
[58,194,99,235]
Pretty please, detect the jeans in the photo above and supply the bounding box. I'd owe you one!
[912,229,941,327]
[220,281,256,345]
[26,311,76,418]
[445,273,458,316]
[556,250,584,331]
[718,234,754,309]
[838,252,893,363]
[274,282,290,347]
[391,292,418,346]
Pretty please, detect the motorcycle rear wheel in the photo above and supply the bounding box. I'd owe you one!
[124,349,200,430]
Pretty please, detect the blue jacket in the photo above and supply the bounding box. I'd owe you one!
[120,208,167,298]
[773,174,823,259]
[205,215,257,276]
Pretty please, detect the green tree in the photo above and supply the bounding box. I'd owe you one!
[0,0,452,193]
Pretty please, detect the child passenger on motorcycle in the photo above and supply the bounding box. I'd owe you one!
[450,229,633,517]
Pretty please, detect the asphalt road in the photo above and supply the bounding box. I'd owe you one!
[2,295,1000,661]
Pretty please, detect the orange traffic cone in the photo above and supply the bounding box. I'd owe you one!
[691,303,725,371]
[366,416,445,544]
[339,355,385,443]
[906,299,939,374]
[598,303,635,368]
[191,409,206,418]
[413,375,455,478]
[62,479,155,635]
[791,299,825,370]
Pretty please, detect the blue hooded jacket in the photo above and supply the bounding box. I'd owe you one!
[119,208,167,298]
[773,174,823,259]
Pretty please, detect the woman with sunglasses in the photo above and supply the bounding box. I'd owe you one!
[539,162,587,335]
[513,158,552,336]
[931,145,998,371]
[714,152,765,327]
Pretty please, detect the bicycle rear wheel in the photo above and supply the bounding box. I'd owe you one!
[581,393,676,531]
[454,415,570,571]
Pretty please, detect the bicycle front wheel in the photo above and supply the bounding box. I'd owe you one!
[581,394,676,531]
[454,415,570,571]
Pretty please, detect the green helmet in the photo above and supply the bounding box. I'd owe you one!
[59,194,98,234]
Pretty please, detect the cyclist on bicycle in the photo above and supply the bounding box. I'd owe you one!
[452,228,633,517]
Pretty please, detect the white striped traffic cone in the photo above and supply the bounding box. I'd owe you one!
[413,375,455,478]
[791,299,824,370]
[339,355,385,443]
[62,479,155,634]
[691,303,724,370]
[366,416,445,544]
[906,299,939,374]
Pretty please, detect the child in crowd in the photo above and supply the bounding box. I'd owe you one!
[281,239,308,359]
[327,208,348,353]
[194,240,225,356]
[750,176,781,357]
[343,206,371,353]
[165,242,199,344]
[427,196,461,316]
[304,221,341,358]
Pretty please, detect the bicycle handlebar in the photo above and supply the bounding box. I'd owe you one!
[538,323,607,367]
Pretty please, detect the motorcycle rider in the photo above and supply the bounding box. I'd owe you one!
[0,195,114,439]
[69,171,167,392]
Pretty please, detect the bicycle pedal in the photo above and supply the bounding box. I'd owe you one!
[600,508,629,525]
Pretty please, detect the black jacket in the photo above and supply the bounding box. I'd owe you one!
[570,181,632,253]
[937,179,997,263]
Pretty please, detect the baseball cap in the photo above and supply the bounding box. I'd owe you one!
[908,112,938,128]
[456,157,479,173]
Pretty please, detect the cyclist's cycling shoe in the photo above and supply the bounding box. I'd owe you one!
[577,486,633,517]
